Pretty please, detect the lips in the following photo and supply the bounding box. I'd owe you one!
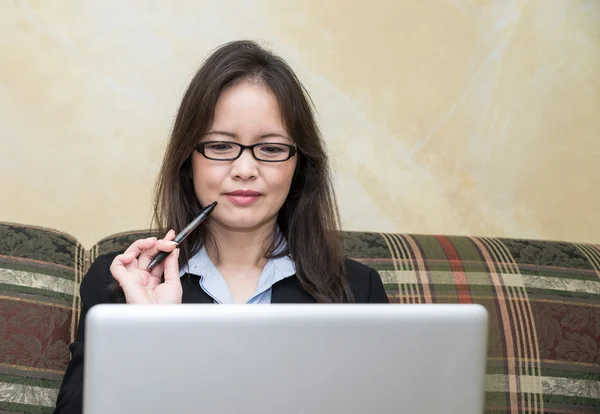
[226,190,262,196]
[225,190,262,205]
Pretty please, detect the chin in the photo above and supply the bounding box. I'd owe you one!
[223,220,267,232]
[212,213,259,229]
[217,210,278,232]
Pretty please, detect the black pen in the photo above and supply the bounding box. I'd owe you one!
[146,201,217,271]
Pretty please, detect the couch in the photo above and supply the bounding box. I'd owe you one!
[1,221,599,413]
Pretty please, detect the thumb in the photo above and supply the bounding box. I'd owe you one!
[163,248,181,283]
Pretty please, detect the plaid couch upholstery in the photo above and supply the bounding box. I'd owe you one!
[1,222,599,413]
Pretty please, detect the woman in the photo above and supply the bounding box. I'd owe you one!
[53,39,388,414]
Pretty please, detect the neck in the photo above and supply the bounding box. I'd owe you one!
[204,220,277,268]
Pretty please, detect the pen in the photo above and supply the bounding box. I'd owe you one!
[146,201,217,271]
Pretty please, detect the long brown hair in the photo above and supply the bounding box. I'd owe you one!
[153,40,352,303]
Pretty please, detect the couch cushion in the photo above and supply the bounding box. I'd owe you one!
[342,232,600,414]
[0,222,86,413]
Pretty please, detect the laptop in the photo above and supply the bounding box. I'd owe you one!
[83,304,488,414]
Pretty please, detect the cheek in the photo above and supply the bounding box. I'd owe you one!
[271,163,296,196]
[192,159,225,200]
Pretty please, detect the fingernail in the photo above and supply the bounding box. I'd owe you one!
[168,241,178,247]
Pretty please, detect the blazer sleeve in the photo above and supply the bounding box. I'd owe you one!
[344,258,390,303]
[368,268,390,303]
[53,253,117,414]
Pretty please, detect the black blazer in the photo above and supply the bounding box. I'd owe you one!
[52,252,389,414]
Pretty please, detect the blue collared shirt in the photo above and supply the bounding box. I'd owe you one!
[179,241,296,304]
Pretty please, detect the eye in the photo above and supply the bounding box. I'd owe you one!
[259,144,286,154]
[205,142,235,152]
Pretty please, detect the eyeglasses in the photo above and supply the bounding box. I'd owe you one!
[195,141,297,162]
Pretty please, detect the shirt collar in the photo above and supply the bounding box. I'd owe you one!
[179,227,296,284]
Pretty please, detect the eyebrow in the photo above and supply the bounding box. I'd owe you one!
[205,130,291,141]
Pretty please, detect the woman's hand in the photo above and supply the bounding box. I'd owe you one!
[110,230,183,304]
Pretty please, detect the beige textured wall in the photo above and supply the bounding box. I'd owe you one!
[1,0,599,248]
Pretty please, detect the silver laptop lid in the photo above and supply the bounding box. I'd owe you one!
[84,304,488,414]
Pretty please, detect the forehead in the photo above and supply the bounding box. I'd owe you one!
[209,81,289,139]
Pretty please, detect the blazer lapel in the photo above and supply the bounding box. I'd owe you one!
[181,274,214,304]
[271,275,316,303]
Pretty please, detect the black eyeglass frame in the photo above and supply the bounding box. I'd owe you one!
[194,141,298,162]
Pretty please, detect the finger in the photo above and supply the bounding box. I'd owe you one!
[123,237,157,256]
[138,230,177,271]
[155,238,178,252]
[109,252,138,284]
[163,229,176,242]
[163,248,181,284]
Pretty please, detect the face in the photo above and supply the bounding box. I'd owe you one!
[191,80,297,233]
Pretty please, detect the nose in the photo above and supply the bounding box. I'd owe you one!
[230,147,258,180]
